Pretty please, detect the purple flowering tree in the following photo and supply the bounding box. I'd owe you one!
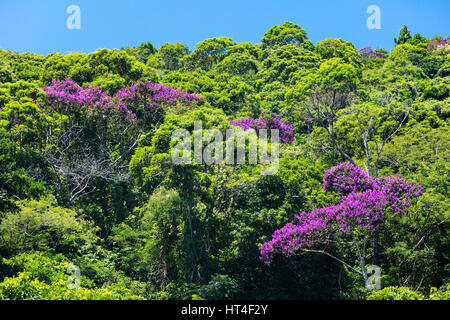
[358,46,385,60]
[40,79,201,204]
[426,37,449,51]
[43,79,202,125]
[260,162,423,287]
[230,112,296,144]
[113,81,202,129]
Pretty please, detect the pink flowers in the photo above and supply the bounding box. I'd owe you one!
[42,79,136,120]
[230,112,296,144]
[323,162,374,194]
[260,162,423,263]
[358,46,383,59]
[114,81,202,110]
[426,37,449,51]
[41,79,202,122]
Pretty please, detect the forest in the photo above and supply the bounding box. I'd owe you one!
[0,22,448,300]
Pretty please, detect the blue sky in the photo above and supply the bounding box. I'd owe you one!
[0,0,448,55]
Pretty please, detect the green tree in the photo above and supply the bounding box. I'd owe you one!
[394,25,412,45]
[315,38,360,66]
[0,198,97,256]
[159,42,189,70]
[185,37,236,71]
[262,22,308,49]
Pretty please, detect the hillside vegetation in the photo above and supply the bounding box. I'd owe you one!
[0,23,448,300]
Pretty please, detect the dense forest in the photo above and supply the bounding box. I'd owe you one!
[0,22,448,300]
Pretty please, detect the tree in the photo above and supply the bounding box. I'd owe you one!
[158,43,189,70]
[123,42,157,64]
[39,79,201,206]
[40,53,72,86]
[0,69,13,83]
[389,43,443,78]
[261,162,423,287]
[294,58,360,165]
[346,101,410,177]
[227,42,261,59]
[0,198,97,256]
[315,38,360,65]
[0,50,46,82]
[257,44,321,87]
[0,252,143,299]
[409,33,429,46]
[163,71,253,115]
[215,53,259,78]
[262,22,308,49]
[394,25,412,46]
[185,37,236,71]
[135,188,183,289]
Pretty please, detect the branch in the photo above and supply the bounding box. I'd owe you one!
[299,248,362,275]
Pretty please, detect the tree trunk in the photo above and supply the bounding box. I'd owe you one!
[354,236,369,287]
[373,229,380,266]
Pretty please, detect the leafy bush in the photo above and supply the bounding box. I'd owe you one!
[367,287,425,300]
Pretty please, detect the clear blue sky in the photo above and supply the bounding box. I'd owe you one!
[0,0,448,55]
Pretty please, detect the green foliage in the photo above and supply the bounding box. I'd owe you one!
[123,42,158,64]
[367,286,424,300]
[158,43,189,71]
[0,69,12,83]
[429,287,450,300]
[315,38,360,66]
[0,102,49,212]
[257,44,321,87]
[366,286,450,300]
[0,271,143,300]
[363,58,427,90]
[295,57,359,97]
[394,25,412,46]
[163,71,254,115]
[0,250,146,300]
[184,37,236,71]
[38,49,158,94]
[389,43,443,78]
[0,198,97,256]
[228,42,261,59]
[0,50,45,82]
[215,53,259,78]
[262,22,308,49]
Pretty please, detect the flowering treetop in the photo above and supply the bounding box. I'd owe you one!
[42,79,202,122]
[426,37,449,51]
[260,162,423,263]
[114,81,202,109]
[230,112,296,144]
[358,46,384,59]
[42,78,113,108]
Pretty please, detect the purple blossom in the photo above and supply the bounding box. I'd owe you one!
[41,79,202,122]
[358,46,383,59]
[426,37,449,51]
[260,162,423,263]
[229,112,295,144]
